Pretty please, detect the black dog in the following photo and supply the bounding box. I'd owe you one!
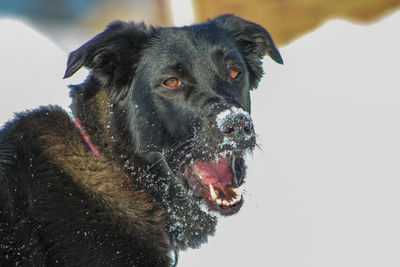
[0,15,282,266]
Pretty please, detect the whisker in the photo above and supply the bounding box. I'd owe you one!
[174,146,196,165]
[255,143,262,152]
[164,137,194,158]
[146,137,195,171]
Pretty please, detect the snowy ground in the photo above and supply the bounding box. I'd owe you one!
[1,10,400,267]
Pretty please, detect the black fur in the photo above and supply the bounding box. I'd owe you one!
[0,15,282,266]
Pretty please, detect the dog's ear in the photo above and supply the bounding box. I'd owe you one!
[64,21,150,101]
[212,14,283,90]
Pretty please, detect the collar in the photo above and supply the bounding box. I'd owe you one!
[163,232,179,266]
[75,118,101,157]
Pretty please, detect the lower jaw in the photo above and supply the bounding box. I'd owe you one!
[198,183,246,216]
[207,197,244,216]
[182,179,245,216]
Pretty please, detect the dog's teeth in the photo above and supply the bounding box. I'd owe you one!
[209,184,218,200]
[214,195,242,207]
[232,185,244,196]
[233,194,241,204]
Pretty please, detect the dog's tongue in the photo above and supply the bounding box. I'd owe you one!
[193,157,233,187]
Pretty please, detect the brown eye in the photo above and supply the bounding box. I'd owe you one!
[163,77,182,88]
[227,68,240,80]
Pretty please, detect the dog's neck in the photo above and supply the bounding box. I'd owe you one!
[70,82,127,162]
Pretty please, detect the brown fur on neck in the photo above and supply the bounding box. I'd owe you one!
[27,105,165,240]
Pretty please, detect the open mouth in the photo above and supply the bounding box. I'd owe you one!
[183,153,246,216]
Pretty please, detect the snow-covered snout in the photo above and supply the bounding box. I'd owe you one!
[216,107,255,152]
[183,107,255,216]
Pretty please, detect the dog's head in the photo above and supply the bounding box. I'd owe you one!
[65,15,282,218]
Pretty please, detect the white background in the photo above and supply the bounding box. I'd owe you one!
[1,10,400,267]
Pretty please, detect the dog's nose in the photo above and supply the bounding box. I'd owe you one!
[217,108,254,138]
[220,114,253,136]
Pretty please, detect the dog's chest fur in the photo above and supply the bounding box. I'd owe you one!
[0,106,172,266]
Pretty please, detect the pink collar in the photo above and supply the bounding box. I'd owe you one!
[75,118,101,157]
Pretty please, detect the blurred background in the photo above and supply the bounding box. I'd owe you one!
[1,1,400,267]
[0,0,399,48]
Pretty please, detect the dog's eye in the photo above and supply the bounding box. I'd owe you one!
[163,77,182,88]
[227,68,240,80]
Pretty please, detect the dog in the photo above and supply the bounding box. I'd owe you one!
[0,14,282,266]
